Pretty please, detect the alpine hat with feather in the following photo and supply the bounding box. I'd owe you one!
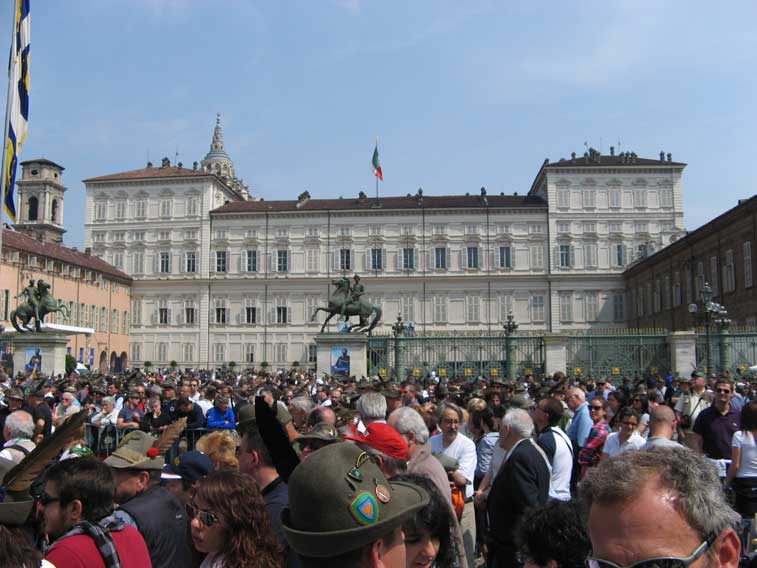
[104,418,187,471]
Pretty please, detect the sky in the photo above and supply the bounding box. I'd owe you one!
[3,0,757,248]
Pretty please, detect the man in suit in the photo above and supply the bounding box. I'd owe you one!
[486,408,550,568]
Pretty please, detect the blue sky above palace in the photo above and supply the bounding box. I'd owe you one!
[3,1,757,247]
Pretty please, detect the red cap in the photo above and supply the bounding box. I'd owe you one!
[344,422,409,461]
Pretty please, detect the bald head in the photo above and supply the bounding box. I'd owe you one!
[648,405,676,439]
[567,387,586,411]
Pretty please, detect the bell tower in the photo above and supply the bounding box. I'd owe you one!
[14,158,67,243]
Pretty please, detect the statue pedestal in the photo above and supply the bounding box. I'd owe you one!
[3,323,95,376]
[315,333,368,379]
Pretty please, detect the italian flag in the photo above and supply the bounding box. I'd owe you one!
[372,144,383,181]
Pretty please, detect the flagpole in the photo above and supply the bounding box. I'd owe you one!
[375,137,379,201]
[0,0,18,258]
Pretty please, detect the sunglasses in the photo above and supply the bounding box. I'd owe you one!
[186,502,219,527]
[585,533,715,568]
[716,388,731,394]
[38,492,60,507]
[589,406,604,411]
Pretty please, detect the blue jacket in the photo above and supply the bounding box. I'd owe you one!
[206,406,236,429]
[567,401,592,448]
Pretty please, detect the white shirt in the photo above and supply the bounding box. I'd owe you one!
[429,432,477,499]
[733,430,757,478]
[602,430,646,458]
[196,399,213,415]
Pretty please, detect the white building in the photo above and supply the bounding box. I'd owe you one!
[84,120,686,368]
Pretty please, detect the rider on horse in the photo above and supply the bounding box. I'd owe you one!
[340,274,365,321]
[16,279,41,324]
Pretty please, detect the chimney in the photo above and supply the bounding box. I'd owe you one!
[161,157,170,168]
[660,151,665,161]
[193,161,198,171]
[610,146,615,156]
[667,153,672,162]
[146,161,153,168]
[571,151,576,162]
[84,247,91,256]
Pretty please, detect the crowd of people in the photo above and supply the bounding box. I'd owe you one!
[0,363,753,567]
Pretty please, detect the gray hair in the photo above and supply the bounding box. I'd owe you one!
[437,401,464,424]
[580,447,740,540]
[350,441,407,478]
[5,410,34,439]
[356,392,387,421]
[503,408,534,439]
[389,407,429,445]
[289,396,315,414]
[102,396,115,407]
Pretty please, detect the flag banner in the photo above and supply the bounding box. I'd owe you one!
[3,0,30,222]
[372,144,383,181]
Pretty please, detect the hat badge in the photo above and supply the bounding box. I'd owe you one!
[350,491,378,526]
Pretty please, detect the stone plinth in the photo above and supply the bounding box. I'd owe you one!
[315,333,369,379]
[667,330,697,377]
[543,333,568,376]
[3,323,95,376]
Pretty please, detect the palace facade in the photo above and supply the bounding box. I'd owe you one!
[83,118,686,369]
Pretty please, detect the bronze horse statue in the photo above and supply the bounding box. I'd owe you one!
[311,276,382,334]
[11,280,70,333]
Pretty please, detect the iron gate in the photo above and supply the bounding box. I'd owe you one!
[565,329,669,379]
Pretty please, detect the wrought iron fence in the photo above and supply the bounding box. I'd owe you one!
[367,334,544,379]
[695,329,757,375]
[565,329,670,379]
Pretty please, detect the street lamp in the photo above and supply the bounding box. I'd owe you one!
[688,282,731,374]
[502,311,519,381]
[391,315,407,380]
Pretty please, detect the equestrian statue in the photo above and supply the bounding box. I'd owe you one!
[11,279,70,333]
[310,274,382,334]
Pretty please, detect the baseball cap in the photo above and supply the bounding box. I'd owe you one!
[344,422,409,461]
[161,451,213,482]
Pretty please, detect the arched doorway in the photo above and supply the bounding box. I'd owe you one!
[109,351,117,372]
[119,351,128,372]
[28,196,38,220]
[99,350,107,373]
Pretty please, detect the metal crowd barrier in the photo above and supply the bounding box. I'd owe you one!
[84,424,223,457]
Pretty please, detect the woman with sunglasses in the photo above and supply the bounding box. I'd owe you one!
[606,390,627,432]
[631,394,651,437]
[189,470,283,568]
[577,397,611,479]
[601,407,645,460]
[726,400,757,517]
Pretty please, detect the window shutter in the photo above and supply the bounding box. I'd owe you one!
[287,306,292,323]
[331,251,338,271]
[167,308,172,324]
[226,308,230,324]
[570,246,576,267]
[511,247,516,269]
[268,306,275,324]
[269,252,276,273]
[413,248,419,271]
[552,246,559,269]
[150,311,157,325]
[178,310,184,325]
[239,252,244,273]
[209,306,216,324]
[236,311,241,325]
[152,254,159,274]
[460,248,466,270]
[381,249,387,271]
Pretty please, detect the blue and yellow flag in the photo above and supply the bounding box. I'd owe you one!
[3,0,30,222]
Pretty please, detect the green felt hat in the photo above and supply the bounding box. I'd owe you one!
[282,442,428,558]
[104,430,164,471]
[0,458,34,526]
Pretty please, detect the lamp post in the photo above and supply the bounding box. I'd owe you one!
[391,314,407,380]
[503,311,519,381]
[688,282,731,375]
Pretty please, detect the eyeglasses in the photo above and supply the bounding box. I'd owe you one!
[585,533,715,568]
[38,492,60,507]
[589,406,604,411]
[186,502,219,528]
[716,388,731,394]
